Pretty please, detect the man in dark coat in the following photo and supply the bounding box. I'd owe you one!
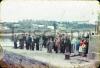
[14,35,18,49]
[27,35,32,50]
[25,34,29,50]
[60,38,65,53]
[35,36,40,50]
[64,37,71,53]
[32,36,35,50]
[19,34,24,49]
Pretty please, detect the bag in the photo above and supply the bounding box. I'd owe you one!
[79,46,83,52]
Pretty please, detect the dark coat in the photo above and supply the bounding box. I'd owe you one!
[27,36,32,44]
[64,38,71,53]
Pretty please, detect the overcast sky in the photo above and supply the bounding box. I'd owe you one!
[0,0,100,24]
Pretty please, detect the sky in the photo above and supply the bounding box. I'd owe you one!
[0,0,100,24]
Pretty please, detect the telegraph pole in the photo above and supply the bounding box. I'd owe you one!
[97,12,100,35]
[96,3,100,35]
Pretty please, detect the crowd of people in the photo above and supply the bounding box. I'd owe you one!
[13,33,89,57]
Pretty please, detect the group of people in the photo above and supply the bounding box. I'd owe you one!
[13,33,89,57]
[14,34,41,51]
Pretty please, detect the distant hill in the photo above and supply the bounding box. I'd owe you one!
[1,20,95,33]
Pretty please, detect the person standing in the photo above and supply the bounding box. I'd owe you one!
[47,38,53,53]
[27,35,32,50]
[31,36,35,51]
[14,34,18,49]
[79,39,87,57]
[23,34,26,45]
[42,35,48,48]
[79,39,84,56]
[25,34,29,50]
[71,37,78,55]
[76,37,80,55]
[64,36,71,53]
[19,34,24,49]
[84,39,89,56]
[39,36,43,51]
[60,34,65,53]
[54,37,61,53]
[36,36,40,50]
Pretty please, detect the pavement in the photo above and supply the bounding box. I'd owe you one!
[2,46,98,68]
[0,39,99,68]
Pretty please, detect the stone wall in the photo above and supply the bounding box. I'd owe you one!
[2,50,53,68]
[89,35,100,60]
